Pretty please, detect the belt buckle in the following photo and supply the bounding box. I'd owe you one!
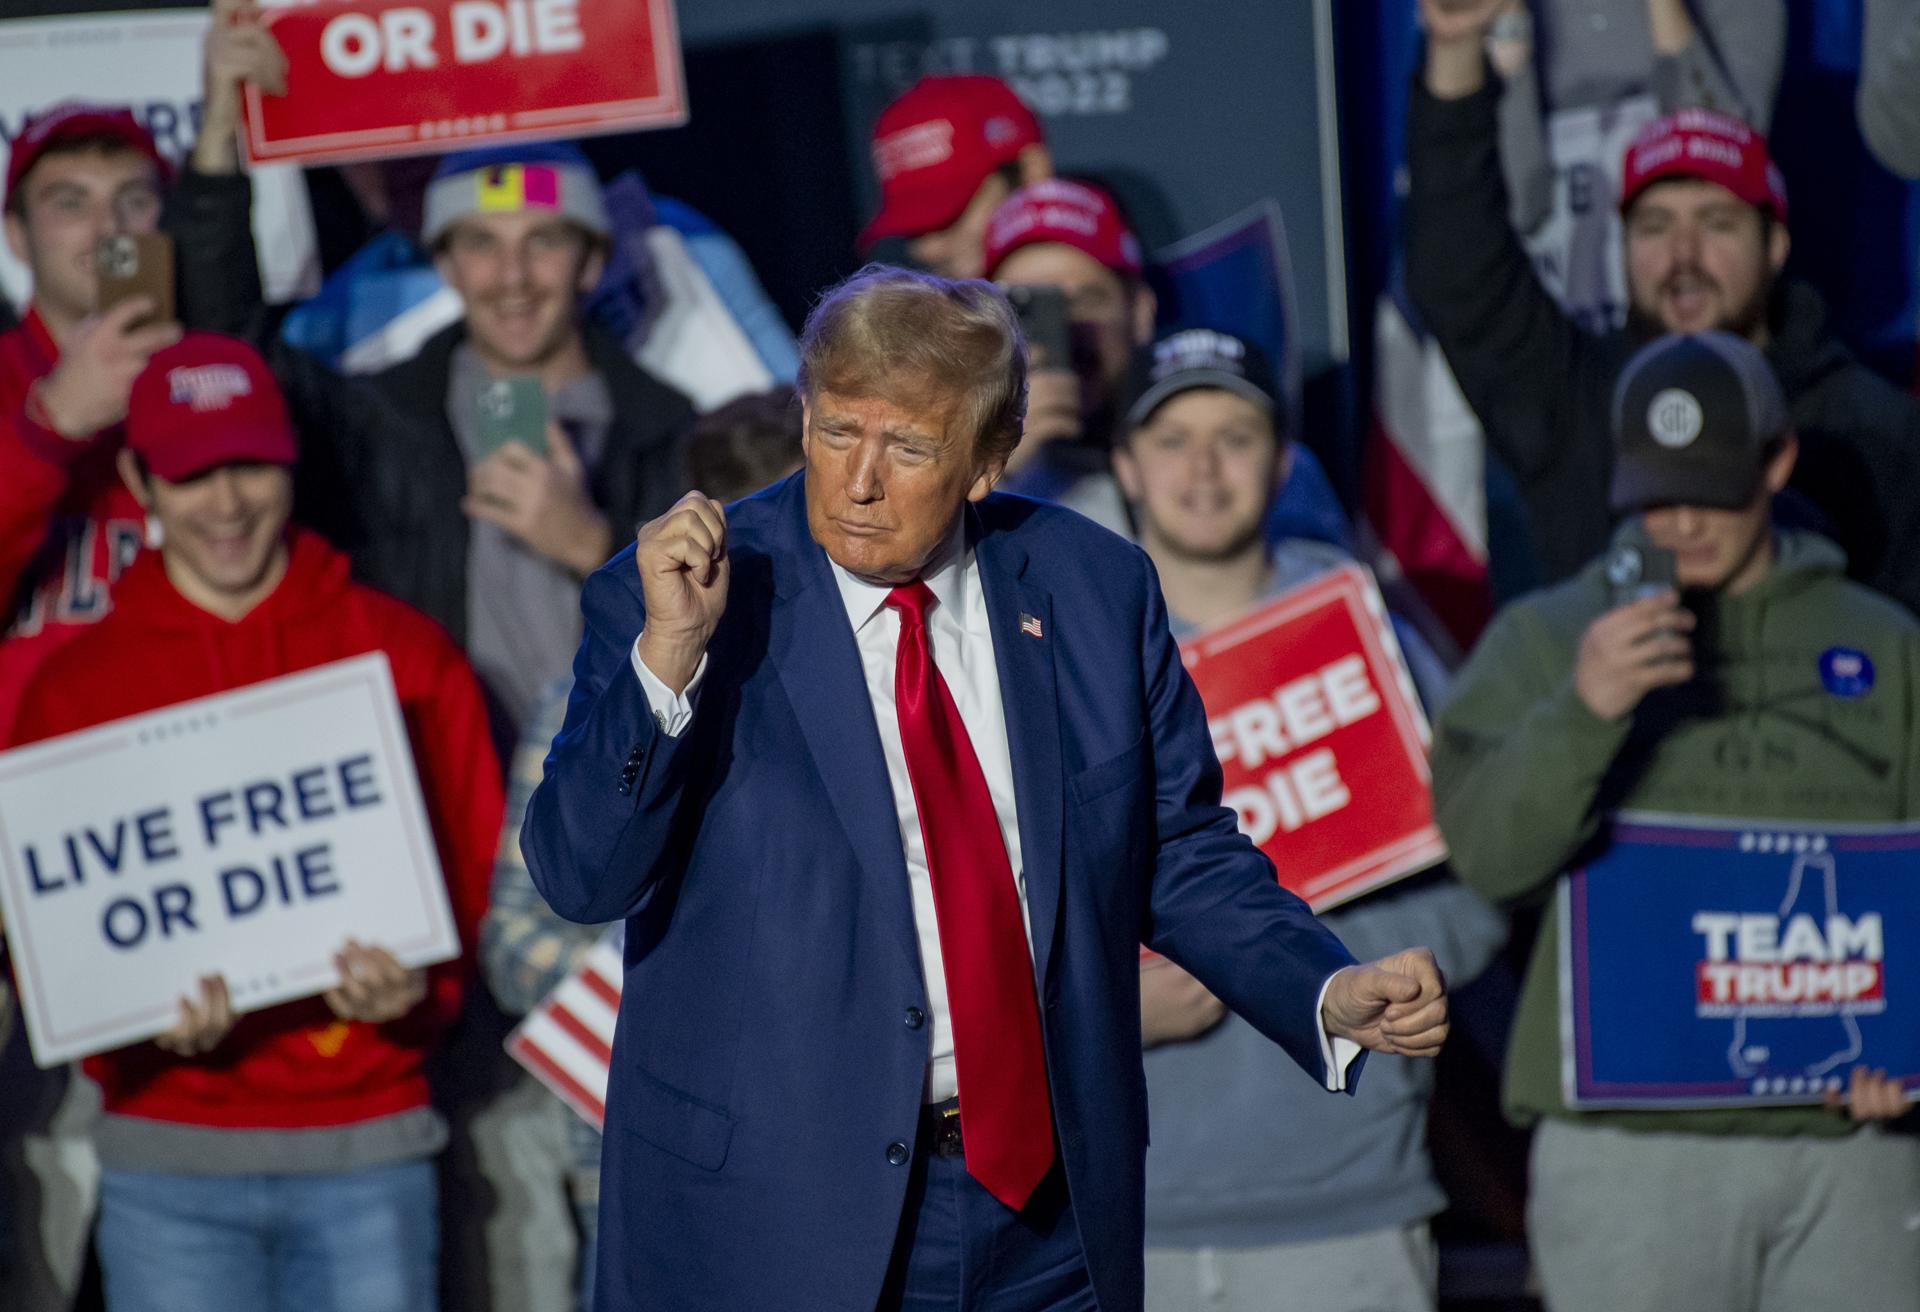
[931,1101,964,1157]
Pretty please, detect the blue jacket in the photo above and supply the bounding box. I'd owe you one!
[522,473,1359,1311]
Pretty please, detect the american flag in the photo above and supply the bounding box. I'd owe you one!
[505,929,624,1130]
[1019,612,1044,639]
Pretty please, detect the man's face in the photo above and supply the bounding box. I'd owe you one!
[434,211,603,372]
[3,147,163,324]
[1113,388,1281,562]
[993,241,1149,410]
[1639,439,1797,592]
[139,462,294,605]
[904,172,1014,280]
[1624,179,1787,338]
[801,387,1003,585]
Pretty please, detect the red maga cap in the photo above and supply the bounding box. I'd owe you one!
[5,102,169,211]
[128,334,298,483]
[1619,108,1788,222]
[859,75,1043,251]
[983,178,1143,279]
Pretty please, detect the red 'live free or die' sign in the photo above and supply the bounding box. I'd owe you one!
[1182,563,1447,913]
[244,0,687,167]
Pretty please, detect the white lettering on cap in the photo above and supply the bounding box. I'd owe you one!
[1647,388,1704,449]
[874,121,955,180]
[169,364,253,413]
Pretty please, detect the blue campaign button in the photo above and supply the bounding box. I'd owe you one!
[1818,647,1875,698]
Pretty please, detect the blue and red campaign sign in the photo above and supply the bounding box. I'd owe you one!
[1561,814,1919,1109]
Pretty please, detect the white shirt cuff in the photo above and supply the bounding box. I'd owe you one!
[1315,969,1365,1092]
[629,636,706,738]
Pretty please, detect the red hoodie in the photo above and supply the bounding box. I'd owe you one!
[12,529,503,1130]
[0,309,145,743]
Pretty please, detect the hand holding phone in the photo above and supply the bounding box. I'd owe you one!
[33,296,182,440]
[1578,535,1696,720]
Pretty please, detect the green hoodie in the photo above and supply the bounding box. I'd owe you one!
[1432,528,1920,1136]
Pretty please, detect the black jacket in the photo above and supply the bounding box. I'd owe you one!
[171,168,696,643]
[1403,75,1920,613]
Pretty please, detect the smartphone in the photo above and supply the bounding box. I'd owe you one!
[1605,531,1678,609]
[1005,284,1072,372]
[96,233,175,329]
[475,378,548,458]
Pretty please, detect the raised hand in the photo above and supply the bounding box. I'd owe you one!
[633,492,731,695]
[1321,947,1450,1058]
[1418,0,1512,97]
[194,0,289,175]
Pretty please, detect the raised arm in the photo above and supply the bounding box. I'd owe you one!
[1405,0,1603,486]
[522,494,729,924]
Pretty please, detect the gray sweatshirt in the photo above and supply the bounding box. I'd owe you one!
[1860,0,1920,178]
[1143,540,1506,1248]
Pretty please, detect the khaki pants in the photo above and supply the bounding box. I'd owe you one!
[1145,1223,1438,1311]
[1529,1119,1920,1312]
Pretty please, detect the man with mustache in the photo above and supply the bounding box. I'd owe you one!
[1405,0,1920,613]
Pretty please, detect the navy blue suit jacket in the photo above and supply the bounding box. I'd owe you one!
[522,474,1358,1311]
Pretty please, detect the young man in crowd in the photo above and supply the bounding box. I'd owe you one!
[10,332,502,1312]
[1430,331,1918,1311]
[983,177,1156,531]
[1115,328,1503,1310]
[857,74,1052,279]
[182,8,697,753]
[1407,0,1920,611]
[0,100,231,1311]
[0,104,181,741]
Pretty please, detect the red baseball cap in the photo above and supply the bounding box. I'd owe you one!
[128,334,298,483]
[1619,108,1788,222]
[983,179,1144,279]
[859,75,1044,251]
[5,102,169,212]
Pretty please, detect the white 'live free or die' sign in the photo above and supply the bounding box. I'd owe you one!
[0,654,460,1068]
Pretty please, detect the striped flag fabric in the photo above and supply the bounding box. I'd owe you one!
[1363,290,1492,655]
[506,928,624,1130]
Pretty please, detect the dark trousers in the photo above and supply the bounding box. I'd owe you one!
[876,1137,1097,1312]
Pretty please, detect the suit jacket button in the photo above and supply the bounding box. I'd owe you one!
[886,1141,910,1166]
[904,1007,925,1030]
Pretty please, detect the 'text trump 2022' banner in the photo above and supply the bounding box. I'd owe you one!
[245,0,686,166]
[1561,814,1918,1109]
[1181,563,1445,912]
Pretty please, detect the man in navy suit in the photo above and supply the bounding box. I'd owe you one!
[523,266,1451,1312]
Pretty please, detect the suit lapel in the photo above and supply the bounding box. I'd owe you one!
[766,482,921,972]
[973,510,1066,989]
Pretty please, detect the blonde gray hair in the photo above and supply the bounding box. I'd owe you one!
[796,264,1028,465]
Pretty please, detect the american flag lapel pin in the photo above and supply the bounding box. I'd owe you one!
[1019,612,1045,639]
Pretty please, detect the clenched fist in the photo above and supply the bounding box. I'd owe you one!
[634,492,730,694]
[1321,947,1450,1058]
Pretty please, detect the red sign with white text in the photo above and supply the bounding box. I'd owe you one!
[244,0,687,166]
[1183,564,1445,912]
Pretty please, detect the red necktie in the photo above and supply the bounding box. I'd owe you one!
[885,582,1055,1210]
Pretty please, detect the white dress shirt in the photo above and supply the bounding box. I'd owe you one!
[629,529,1360,1101]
